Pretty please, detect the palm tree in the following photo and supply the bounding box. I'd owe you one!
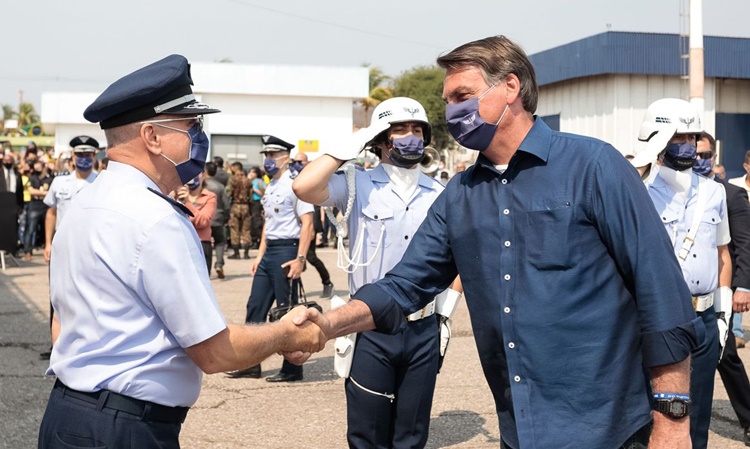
[1,105,17,134]
[360,64,393,126]
[17,103,39,128]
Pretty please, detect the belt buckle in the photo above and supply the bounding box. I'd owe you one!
[692,297,698,311]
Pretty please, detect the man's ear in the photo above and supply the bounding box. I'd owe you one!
[503,73,521,106]
[140,124,161,156]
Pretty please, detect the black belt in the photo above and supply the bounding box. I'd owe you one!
[266,239,299,247]
[54,379,189,424]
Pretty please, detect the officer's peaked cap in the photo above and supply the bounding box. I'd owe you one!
[69,135,100,153]
[261,135,295,153]
[83,54,220,130]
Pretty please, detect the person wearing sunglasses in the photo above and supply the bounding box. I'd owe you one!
[39,55,325,448]
[634,99,732,449]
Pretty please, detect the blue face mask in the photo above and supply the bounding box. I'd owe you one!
[186,175,201,189]
[446,83,508,152]
[161,122,210,185]
[693,158,712,177]
[290,161,304,173]
[264,156,281,177]
[662,142,696,171]
[75,155,93,172]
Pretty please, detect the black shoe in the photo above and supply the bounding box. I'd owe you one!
[39,351,51,360]
[265,372,303,383]
[316,242,328,248]
[228,253,240,260]
[321,282,334,299]
[744,427,750,447]
[216,268,225,279]
[226,365,261,378]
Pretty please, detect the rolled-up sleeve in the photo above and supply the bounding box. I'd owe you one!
[588,145,703,367]
[353,188,458,334]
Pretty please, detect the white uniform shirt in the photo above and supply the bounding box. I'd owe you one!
[262,171,314,240]
[48,162,226,407]
[728,175,750,195]
[44,171,98,227]
[647,172,731,295]
[322,165,444,294]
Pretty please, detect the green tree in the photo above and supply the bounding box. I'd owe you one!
[17,102,39,128]
[392,66,451,151]
[2,105,16,120]
[360,64,393,126]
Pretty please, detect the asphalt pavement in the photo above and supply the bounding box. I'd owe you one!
[1,247,749,448]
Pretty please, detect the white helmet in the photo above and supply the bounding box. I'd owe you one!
[631,98,702,169]
[366,97,432,147]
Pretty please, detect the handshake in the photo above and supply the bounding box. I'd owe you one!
[278,306,334,365]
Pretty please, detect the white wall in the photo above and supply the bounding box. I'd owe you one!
[41,62,368,158]
[537,74,721,156]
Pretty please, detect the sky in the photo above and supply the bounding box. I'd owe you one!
[1,0,748,111]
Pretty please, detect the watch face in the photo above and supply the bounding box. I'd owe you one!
[672,402,685,414]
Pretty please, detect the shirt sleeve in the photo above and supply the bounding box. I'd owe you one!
[319,172,348,212]
[43,178,58,207]
[135,213,227,348]
[354,188,458,334]
[588,144,703,367]
[716,186,731,246]
[186,192,216,231]
[295,197,314,217]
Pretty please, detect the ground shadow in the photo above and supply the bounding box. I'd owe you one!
[710,398,746,444]
[426,409,500,448]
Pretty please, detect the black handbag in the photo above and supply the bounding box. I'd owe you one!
[268,278,323,322]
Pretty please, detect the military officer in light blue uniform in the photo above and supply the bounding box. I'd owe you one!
[633,98,733,449]
[294,97,459,448]
[38,55,325,449]
[228,135,315,382]
[43,135,99,263]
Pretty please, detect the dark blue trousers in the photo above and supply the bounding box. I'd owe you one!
[345,315,440,449]
[690,306,719,449]
[245,240,301,375]
[39,384,181,449]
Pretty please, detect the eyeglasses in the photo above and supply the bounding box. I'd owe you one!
[139,116,203,133]
[697,151,715,159]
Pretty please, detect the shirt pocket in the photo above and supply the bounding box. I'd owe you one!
[525,206,574,271]
[361,204,394,248]
[697,209,720,248]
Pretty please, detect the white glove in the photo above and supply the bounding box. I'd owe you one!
[439,316,452,357]
[325,126,384,162]
[435,288,463,319]
[715,286,733,359]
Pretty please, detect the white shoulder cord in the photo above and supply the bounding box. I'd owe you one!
[678,176,707,262]
[324,164,386,273]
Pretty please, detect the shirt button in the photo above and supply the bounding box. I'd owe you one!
[504,241,511,247]
[404,235,409,240]
[501,179,508,185]
[504,307,511,313]
[406,207,409,211]
[503,209,510,215]
[508,342,515,349]
[504,274,511,281]
[514,375,521,382]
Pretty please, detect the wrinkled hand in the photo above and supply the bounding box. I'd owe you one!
[733,290,750,313]
[281,307,332,365]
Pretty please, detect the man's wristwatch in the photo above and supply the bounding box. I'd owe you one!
[652,393,691,419]
[297,254,306,264]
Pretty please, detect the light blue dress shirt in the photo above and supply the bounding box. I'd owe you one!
[262,171,313,240]
[48,161,227,407]
[43,171,97,227]
[647,172,730,295]
[321,164,444,294]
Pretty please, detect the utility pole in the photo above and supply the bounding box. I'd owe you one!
[689,0,705,118]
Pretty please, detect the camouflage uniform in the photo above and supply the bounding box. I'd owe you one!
[228,173,252,258]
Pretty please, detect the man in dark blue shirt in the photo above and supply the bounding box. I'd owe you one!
[285,35,703,449]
